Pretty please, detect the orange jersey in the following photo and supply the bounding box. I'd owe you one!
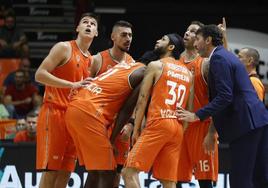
[96,49,134,76]
[14,130,36,142]
[147,57,192,123]
[70,62,145,126]
[43,40,91,108]
[180,56,208,110]
[250,76,265,101]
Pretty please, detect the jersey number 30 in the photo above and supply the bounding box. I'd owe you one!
[165,80,186,107]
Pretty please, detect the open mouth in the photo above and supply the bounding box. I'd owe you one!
[85,28,91,33]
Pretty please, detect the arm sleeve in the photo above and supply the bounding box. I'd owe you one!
[196,54,233,120]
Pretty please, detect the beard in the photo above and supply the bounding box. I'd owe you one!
[153,46,167,57]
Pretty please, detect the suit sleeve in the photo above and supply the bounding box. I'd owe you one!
[196,54,233,120]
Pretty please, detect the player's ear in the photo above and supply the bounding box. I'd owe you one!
[206,36,212,45]
[168,44,175,51]
[111,32,115,41]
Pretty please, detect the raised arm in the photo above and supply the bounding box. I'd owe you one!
[218,17,228,50]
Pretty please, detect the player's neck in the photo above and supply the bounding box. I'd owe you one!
[182,49,199,63]
[109,47,127,64]
[75,38,91,57]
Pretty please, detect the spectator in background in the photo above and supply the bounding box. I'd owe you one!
[0,12,29,58]
[0,0,13,27]
[5,118,26,139]
[0,103,9,119]
[238,47,265,101]
[3,57,39,92]
[3,70,39,118]
[0,88,9,119]
[14,112,37,142]
[30,95,43,115]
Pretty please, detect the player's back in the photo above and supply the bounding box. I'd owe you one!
[147,57,192,123]
[97,49,134,76]
[70,62,145,126]
[43,40,91,108]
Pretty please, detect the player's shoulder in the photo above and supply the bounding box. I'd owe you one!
[52,41,71,52]
[147,60,163,71]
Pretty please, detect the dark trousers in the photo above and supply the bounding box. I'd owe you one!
[230,125,268,188]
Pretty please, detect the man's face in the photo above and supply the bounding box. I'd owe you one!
[16,119,26,131]
[238,49,250,67]
[14,72,25,86]
[111,26,132,52]
[183,24,200,49]
[26,116,37,134]
[194,34,208,57]
[76,16,98,39]
[154,35,170,56]
[5,16,15,29]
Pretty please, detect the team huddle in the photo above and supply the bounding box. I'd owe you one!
[34,12,268,188]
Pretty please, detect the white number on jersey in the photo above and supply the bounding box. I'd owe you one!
[165,80,186,107]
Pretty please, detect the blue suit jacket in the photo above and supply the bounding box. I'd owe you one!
[196,46,268,142]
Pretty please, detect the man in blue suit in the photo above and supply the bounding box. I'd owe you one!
[177,24,268,188]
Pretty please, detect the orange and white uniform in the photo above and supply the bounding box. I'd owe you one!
[126,57,192,181]
[96,49,134,165]
[36,40,91,171]
[177,56,218,182]
[65,62,144,170]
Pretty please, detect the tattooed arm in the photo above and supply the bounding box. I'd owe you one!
[132,60,163,144]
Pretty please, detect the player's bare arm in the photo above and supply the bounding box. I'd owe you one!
[35,42,91,88]
[110,66,145,144]
[183,70,194,130]
[132,61,162,144]
[201,58,210,84]
[90,53,102,77]
[218,17,228,49]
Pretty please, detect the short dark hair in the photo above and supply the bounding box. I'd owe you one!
[242,47,260,67]
[112,20,133,32]
[79,12,100,26]
[191,20,204,28]
[167,33,185,59]
[196,24,223,46]
[27,111,38,118]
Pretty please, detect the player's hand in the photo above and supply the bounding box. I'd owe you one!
[176,107,200,122]
[218,17,227,35]
[120,123,133,142]
[71,77,93,89]
[203,132,217,155]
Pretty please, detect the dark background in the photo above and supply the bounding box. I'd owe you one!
[88,0,268,59]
